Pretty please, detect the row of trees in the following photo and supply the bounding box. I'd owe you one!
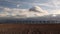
[0,20,60,24]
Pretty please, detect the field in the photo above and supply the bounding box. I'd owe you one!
[0,24,59,34]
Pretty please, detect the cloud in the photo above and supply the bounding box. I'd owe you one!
[32,0,60,11]
[1,0,60,18]
[0,6,48,18]
[1,0,60,10]
[29,6,44,12]
[50,10,60,14]
[0,0,60,17]
[50,0,60,9]
[29,6,48,15]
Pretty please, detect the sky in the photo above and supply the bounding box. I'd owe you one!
[0,0,60,17]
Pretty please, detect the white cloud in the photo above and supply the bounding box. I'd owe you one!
[1,0,60,17]
[32,0,60,10]
[3,0,60,9]
[17,4,20,7]
[50,0,60,8]
[0,6,48,18]
[50,10,60,14]
[32,3,54,8]
[29,6,44,12]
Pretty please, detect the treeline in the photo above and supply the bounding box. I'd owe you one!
[0,20,60,24]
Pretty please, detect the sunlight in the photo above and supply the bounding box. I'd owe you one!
[52,14,56,17]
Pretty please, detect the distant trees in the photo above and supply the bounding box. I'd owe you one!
[0,20,60,24]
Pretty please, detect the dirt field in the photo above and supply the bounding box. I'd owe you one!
[0,24,60,34]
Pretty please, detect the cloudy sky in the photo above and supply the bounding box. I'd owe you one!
[0,0,60,17]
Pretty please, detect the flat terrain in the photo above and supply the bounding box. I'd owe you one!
[0,24,59,34]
